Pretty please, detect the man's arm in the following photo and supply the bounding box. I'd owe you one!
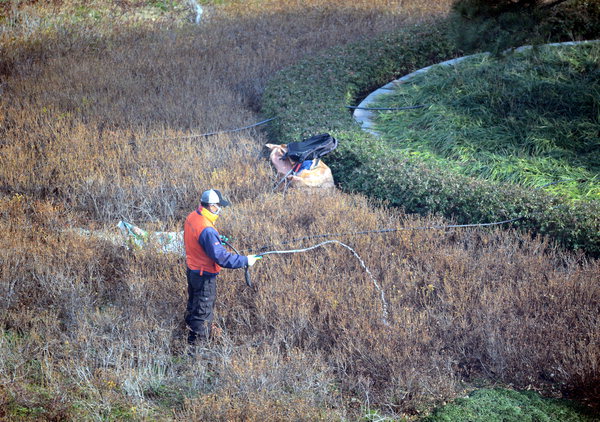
[199,227,249,269]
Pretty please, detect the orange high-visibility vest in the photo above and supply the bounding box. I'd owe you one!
[184,209,221,274]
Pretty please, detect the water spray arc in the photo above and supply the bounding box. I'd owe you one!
[225,238,388,322]
[254,240,389,325]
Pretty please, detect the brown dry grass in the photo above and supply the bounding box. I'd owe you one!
[2,191,599,419]
[1,0,599,420]
[1,0,451,223]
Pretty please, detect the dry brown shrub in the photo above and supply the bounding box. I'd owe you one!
[210,192,599,411]
[0,0,453,226]
[180,346,342,421]
[1,189,599,417]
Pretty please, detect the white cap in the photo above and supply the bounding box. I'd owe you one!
[201,189,230,207]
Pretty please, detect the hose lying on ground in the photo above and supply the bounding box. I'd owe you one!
[237,240,389,325]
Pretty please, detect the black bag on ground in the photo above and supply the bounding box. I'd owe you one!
[282,133,338,163]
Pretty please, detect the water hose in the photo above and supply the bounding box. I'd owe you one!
[143,117,277,142]
[245,217,524,254]
[223,240,254,288]
[223,217,532,324]
[234,239,389,325]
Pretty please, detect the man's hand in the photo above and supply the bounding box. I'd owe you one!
[247,255,262,266]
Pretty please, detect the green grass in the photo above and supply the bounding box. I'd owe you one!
[371,43,600,201]
[422,388,599,422]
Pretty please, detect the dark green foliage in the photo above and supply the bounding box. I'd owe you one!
[334,135,600,255]
[451,0,544,54]
[262,23,458,143]
[542,0,600,42]
[453,0,544,19]
[450,11,542,56]
[450,0,599,54]
[421,388,599,422]
[261,21,600,257]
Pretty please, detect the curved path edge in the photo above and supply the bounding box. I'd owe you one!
[353,40,600,136]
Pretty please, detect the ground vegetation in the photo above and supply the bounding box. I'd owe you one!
[0,0,599,420]
[451,0,600,53]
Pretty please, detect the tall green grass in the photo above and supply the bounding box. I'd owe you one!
[422,388,598,422]
[371,43,600,201]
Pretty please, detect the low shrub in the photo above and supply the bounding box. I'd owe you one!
[0,0,451,224]
[2,0,599,418]
[203,193,600,414]
[422,388,598,422]
[262,23,458,143]
[450,0,600,54]
[334,135,600,255]
[2,192,599,418]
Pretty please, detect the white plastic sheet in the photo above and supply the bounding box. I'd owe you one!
[117,220,184,255]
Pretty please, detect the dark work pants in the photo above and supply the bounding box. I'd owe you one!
[185,269,217,345]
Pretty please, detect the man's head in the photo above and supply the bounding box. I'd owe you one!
[200,189,230,215]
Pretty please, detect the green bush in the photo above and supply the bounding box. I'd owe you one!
[453,0,544,19]
[450,0,600,54]
[262,24,458,143]
[261,21,600,257]
[422,388,598,422]
[542,0,600,42]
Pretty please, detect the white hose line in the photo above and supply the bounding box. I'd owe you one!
[261,240,389,325]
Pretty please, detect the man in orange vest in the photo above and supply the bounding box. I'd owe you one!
[184,189,261,347]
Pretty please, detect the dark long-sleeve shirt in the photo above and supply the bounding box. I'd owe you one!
[196,226,248,275]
